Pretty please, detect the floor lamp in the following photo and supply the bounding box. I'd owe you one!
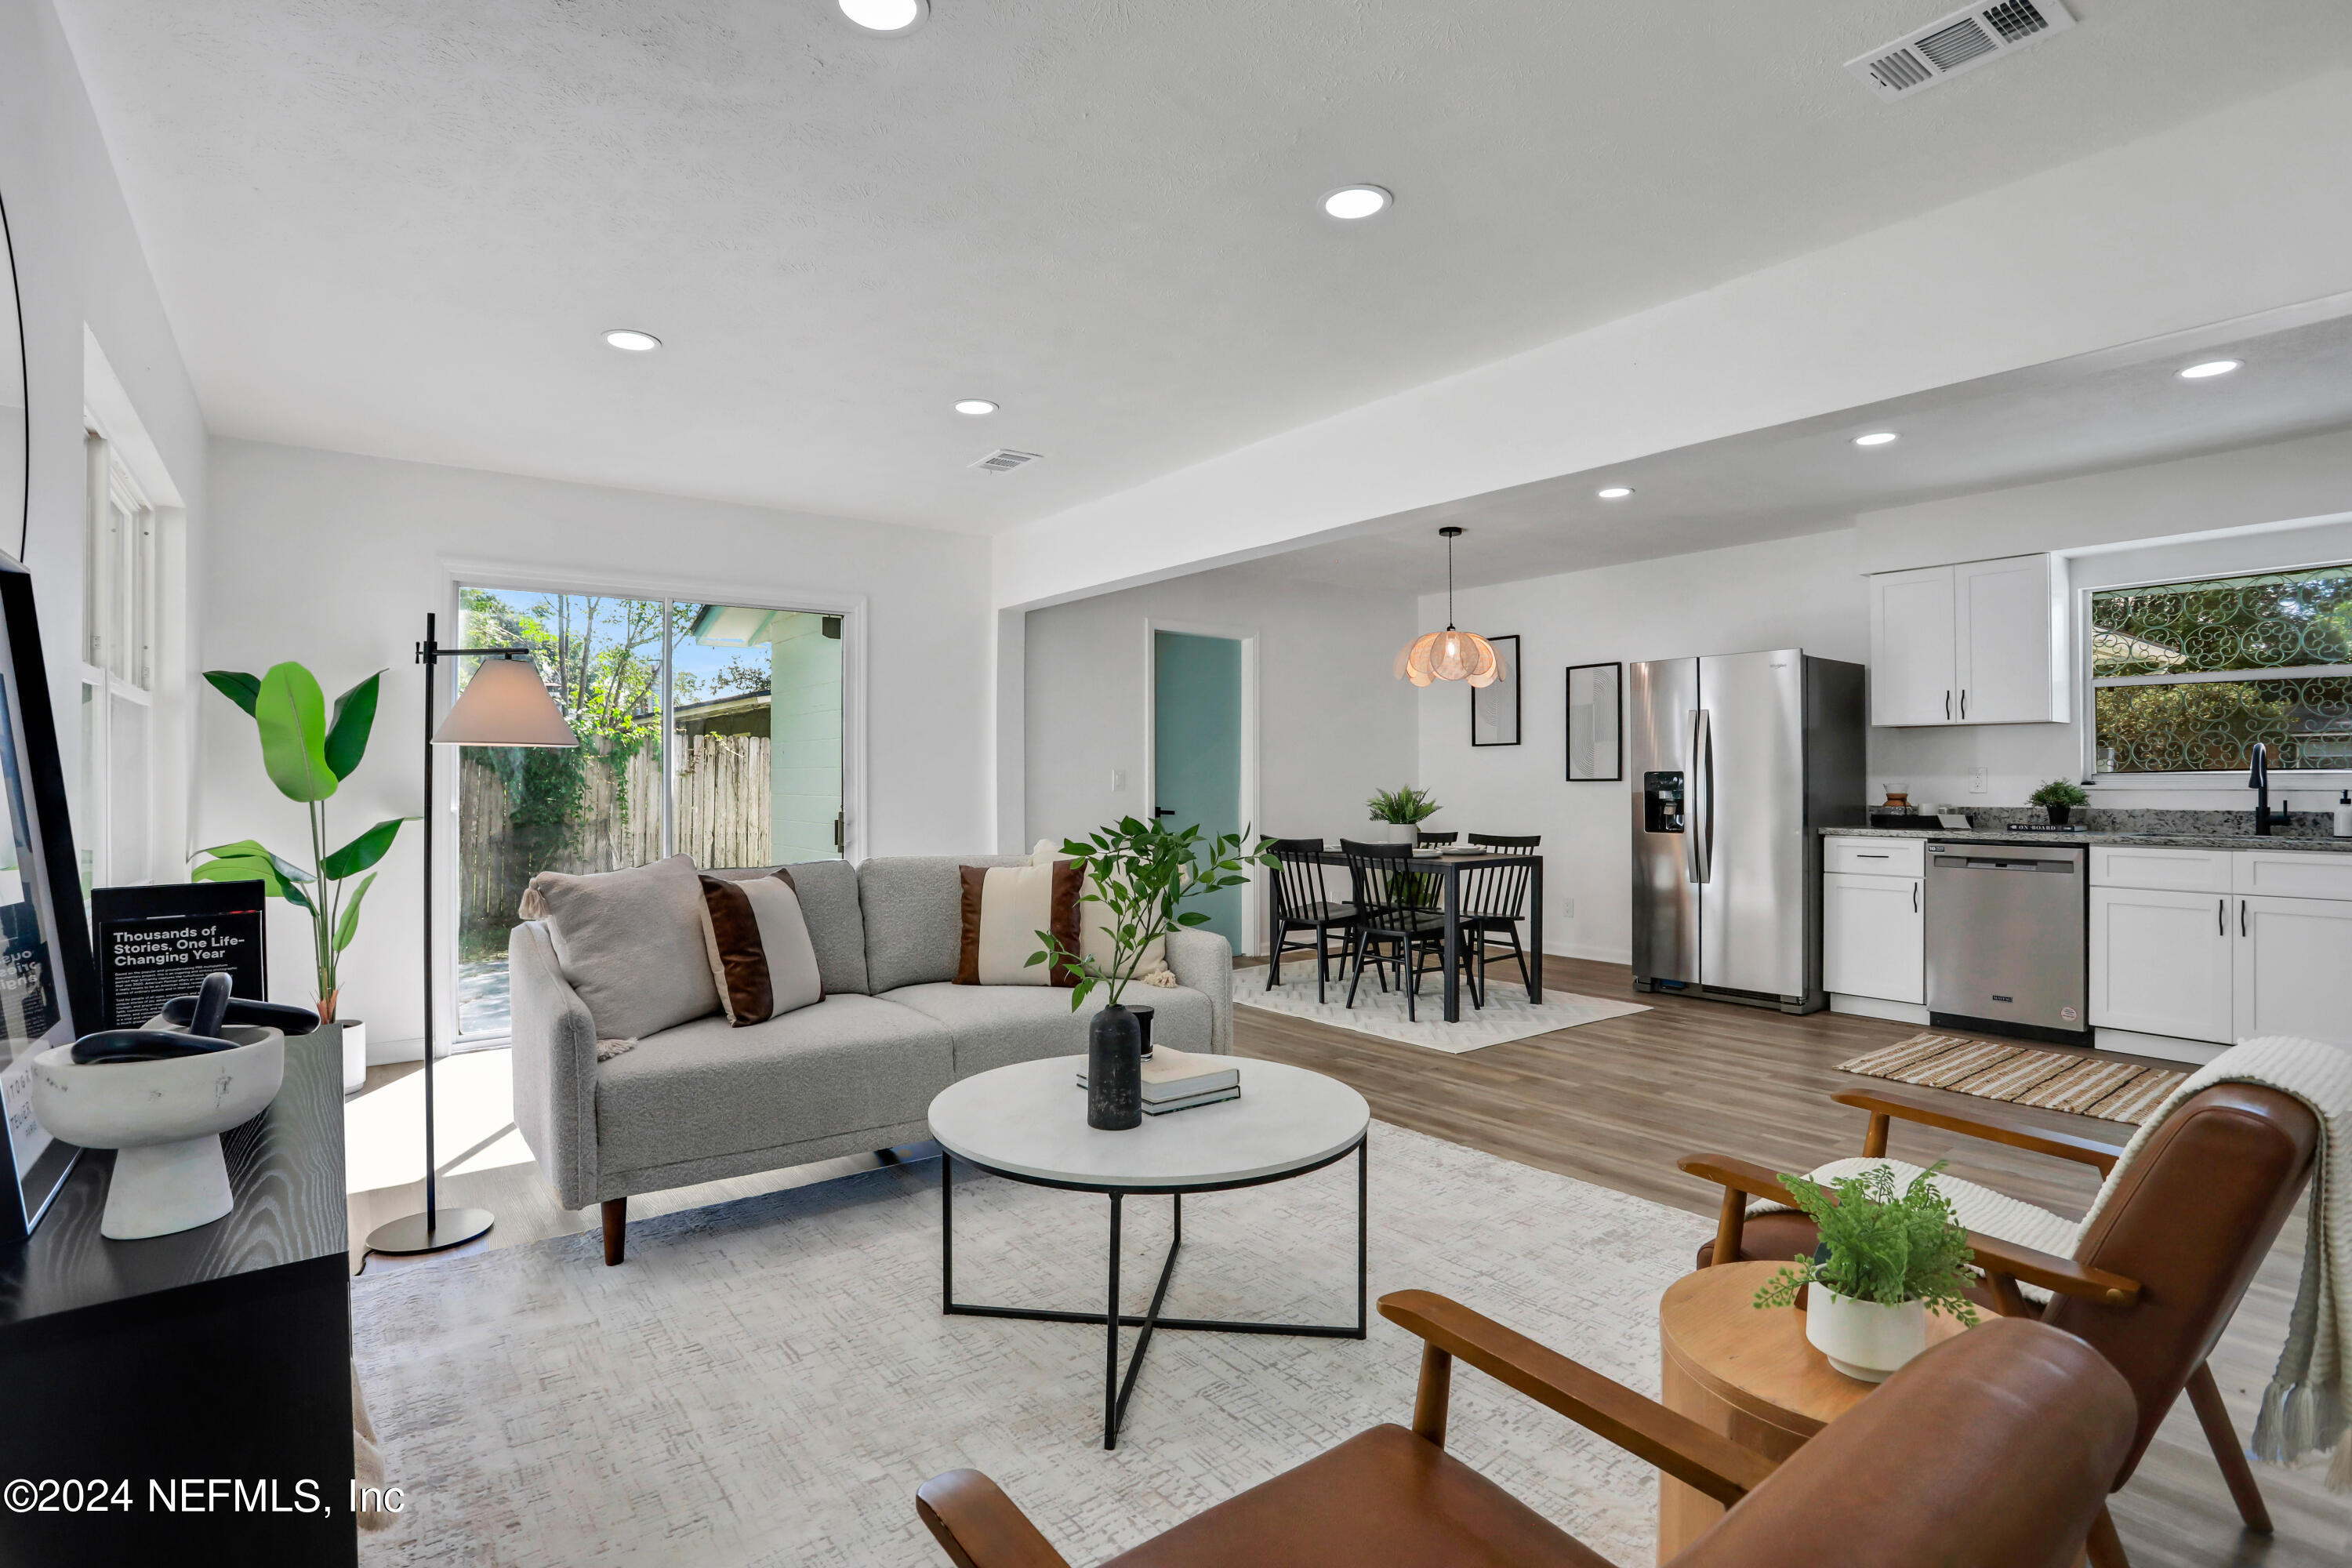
[365,612,577,1257]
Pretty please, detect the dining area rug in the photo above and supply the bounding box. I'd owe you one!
[1838,1031,2187,1125]
[1239,955,1649,1053]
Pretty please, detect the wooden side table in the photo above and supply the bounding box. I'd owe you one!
[1656,1261,1968,1561]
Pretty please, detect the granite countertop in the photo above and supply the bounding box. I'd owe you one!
[1822,825,2352,853]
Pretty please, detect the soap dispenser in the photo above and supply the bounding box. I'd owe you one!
[2336,790,2352,840]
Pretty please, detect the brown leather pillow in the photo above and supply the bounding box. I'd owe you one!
[956,861,1083,986]
[697,867,825,1025]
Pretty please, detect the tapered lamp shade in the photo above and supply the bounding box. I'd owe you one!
[432,657,579,747]
[1394,628,1504,688]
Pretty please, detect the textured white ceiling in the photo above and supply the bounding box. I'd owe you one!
[54,1,2352,533]
[1245,306,2352,594]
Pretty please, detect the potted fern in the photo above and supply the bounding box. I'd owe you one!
[1366,786,1440,846]
[1032,816,1271,1129]
[1752,1162,1980,1381]
[2030,778,2089,826]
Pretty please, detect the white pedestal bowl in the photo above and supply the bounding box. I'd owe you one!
[27,1025,285,1240]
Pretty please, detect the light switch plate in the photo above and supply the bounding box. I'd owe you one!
[1111,769,1127,791]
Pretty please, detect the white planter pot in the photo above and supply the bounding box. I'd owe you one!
[1804,1286,1928,1383]
[1376,822,1419,845]
[338,1018,368,1094]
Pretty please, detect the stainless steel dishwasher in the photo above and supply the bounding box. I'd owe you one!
[1925,840,2088,1040]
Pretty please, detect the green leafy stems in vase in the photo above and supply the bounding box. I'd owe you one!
[1364,786,1441,829]
[1029,816,1276,1009]
[191,663,414,1025]
[1750,1161,1981,1327]
[2029,779,2090,826]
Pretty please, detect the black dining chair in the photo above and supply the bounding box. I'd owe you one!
[1338,840,1477,1020]
[1265,838,1361,1004]
[1416,829,1457,846]
[1461,833,1539,996]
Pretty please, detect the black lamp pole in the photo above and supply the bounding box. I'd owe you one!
[364,612,532,1257]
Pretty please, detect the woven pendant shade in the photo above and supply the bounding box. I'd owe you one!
[1394,527,1506,688]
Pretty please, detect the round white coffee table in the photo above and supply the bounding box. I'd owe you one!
[927,1053,1370,1450]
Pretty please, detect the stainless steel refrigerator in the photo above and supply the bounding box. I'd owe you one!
[1629,650,1864,1014]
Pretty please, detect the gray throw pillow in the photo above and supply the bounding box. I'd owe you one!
[520,855,720,1042]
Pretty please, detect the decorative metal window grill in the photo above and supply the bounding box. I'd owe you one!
[2089,564,2352,774]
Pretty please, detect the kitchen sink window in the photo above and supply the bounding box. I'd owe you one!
[2089,563,2352,774]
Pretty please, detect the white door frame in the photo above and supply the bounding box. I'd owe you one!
[1141,618,1262,957]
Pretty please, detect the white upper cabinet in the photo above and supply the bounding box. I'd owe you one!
[1867,565,1957,726]
[1868,554,2067,727]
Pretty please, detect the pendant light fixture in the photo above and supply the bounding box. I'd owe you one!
[1396,526,1505,688]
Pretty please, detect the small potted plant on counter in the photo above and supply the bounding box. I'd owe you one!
[1752,1161,1980,1382]
[2030,778,2089,827]
[1365,786,1441,846]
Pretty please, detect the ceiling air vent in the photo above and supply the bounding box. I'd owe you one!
[970,448,1041,474]
[1846,0,2074,102]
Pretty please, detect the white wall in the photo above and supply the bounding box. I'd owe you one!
[199,437,995,1054]
[1023,565,1419,949]
[0,0,208,906]
[1414,434,2352,964]
[1414,529,1866,964]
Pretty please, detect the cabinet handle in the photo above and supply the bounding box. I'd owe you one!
[2241,898,2248,938]
[1913,881,1920,913]
[1960,688,1968,720]
[1945,690,1952,720]
[2219,898,2226,936]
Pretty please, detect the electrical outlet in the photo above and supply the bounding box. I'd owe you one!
[1561,896,1576,919]
[1969,768,1988,794]
[1110,769,1127,791]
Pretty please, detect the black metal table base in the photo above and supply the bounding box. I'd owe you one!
[941,1136,1369,1450]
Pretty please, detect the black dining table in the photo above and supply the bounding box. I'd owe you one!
[1290,848,1544,1023]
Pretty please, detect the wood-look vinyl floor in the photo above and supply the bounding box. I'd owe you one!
[346,956,2345,1566]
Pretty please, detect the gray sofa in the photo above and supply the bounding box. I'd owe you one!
[510,854,1233,1263]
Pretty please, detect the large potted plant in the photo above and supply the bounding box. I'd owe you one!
[1033,816,1270,1129]
[192,662,412,1094]
[1365,786,1440,846]
[1752,1161,1980,1381]
[2030,778,2089,826]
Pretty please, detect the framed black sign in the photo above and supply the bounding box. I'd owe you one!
[0,562,98,1244]
[91,881,268,1030]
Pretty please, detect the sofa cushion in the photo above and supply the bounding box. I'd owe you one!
[697,869,824,1025]
[884,981,1213,1078]
[522,854,719,1043]
[957,861,1083,985]
[594,994,953,1178]
[859,855,1027,993]
[1033,839,1171,985]
[706,859,869,995]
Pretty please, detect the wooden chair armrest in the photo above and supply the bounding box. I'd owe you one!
[1967,1234,2140,1308]
[1677,1154,1799,1207]
[1378,1290,1779,1507]
[1830,1087,2126,1174]
[916,1470,1073,1568]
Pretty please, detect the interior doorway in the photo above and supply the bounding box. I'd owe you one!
[1151,628,1247,951]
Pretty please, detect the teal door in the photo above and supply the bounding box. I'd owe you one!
[1152,631,1243,949]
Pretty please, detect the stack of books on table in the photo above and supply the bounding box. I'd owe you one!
[1076,1045,1240,1116]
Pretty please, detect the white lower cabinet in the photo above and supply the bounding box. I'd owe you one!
[2234,894,2352,1044]
[2089,846,2352,1051]
[2088,886,2234,1044]
[1824,869,1924,1005]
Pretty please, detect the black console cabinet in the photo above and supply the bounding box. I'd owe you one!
[0,1030,354,1565]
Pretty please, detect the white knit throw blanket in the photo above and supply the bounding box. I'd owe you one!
[2074,1036,2352,1491]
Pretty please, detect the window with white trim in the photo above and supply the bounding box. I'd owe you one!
[2089,563,2352,775]
[78,430,158,889]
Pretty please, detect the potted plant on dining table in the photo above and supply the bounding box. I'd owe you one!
[1366,786,1441,846]
[1751,1161,1980,1382]
[1033,816,1272,1130]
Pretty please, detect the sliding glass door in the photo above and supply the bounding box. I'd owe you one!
[453,586,844,1038]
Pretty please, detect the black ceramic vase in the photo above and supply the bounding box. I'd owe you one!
[1087,1004,1143,1130]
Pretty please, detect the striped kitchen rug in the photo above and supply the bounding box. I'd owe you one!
[1837,1032,2187,1126]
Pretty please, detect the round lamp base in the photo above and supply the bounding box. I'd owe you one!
[366,1206,495,1256]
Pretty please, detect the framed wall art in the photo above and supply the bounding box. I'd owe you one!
[1469,634,1520,746]
[1566,661,1622,781]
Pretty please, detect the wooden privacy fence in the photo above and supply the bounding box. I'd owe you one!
[457,735,772,944]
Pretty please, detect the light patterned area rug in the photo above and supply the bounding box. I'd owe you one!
[1838,1031,2187,1125]
[1237,956,1649,1053]
[353,1123,1706,1567]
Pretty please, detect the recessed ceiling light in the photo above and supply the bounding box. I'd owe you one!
[1321,185,1392,220]
[603,329,660,353]
[837,0,927,34]
[1596,486,1634,499]
[1852,431,1899,447]
[2177,358,2242,379]
[953,398,998,416]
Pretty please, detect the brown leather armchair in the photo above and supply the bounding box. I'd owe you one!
[916,1294,2133,1568]
[1680,1082,2318,1567]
